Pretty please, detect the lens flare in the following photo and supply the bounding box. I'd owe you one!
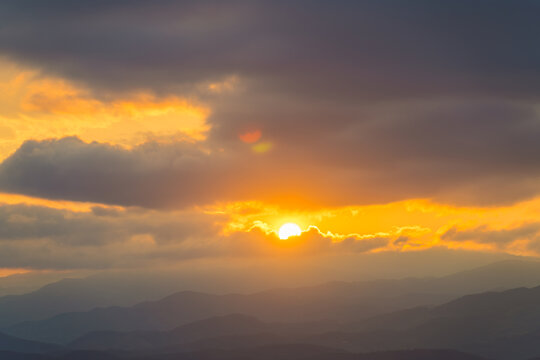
[239,130,262,143]
[252,141,272,153]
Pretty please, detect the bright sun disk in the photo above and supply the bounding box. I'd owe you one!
[278,223,302,240]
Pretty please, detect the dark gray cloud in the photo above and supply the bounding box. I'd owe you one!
[0,137,251,208]
[0,136,345,208]
[2,99,540,209]
[208,96,540,205]
[0,203,219,246]
[0,1,540,207]
[1,1,539,99]
[0,202,225,269]
[442,223,540,248]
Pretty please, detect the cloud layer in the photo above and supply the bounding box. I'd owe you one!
[1,1,539,98]
[0,1,539,208]
[0,1,540,274]
[0,201,404,270]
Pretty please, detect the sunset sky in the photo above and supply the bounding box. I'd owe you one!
[1,1,540,286]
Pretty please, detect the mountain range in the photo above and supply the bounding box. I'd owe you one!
[6,260,540,344]
[4,260,540,359]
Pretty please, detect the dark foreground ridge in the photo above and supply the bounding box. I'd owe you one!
[0,347,488,360]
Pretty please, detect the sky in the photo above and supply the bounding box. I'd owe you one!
[0,0,539,288]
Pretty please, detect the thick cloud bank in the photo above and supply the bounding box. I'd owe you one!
[0,1,539,207]
[1,1,539,98]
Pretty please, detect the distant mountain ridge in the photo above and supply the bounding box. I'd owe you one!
[0,332,60,354]
[62,280,540,359]
[6,260,540,344]
[305,285,540,359]
[69,314,271,351]
[0,273,193,328]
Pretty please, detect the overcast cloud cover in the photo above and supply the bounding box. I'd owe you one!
[0,0,540,208]
[0,1,540,276]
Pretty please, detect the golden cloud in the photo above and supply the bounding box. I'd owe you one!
[0,58,210,160]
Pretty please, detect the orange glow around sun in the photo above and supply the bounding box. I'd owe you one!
[208,195,540,258]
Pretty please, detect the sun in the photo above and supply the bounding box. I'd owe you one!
[278,223,302,240]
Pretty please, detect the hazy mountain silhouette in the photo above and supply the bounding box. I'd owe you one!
[0,273,198,328]
[69,314,273,350]
[349,285,540,336]
[46,286,540,360]
[7,260,540,344]
[460,329,540,360]
[0,332,60,354]
[302,285,540,359]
